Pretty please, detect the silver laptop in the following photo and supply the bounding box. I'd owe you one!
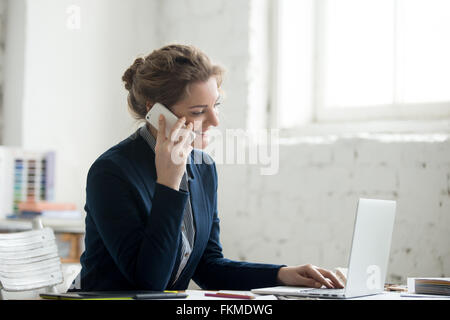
[252,198,397,299]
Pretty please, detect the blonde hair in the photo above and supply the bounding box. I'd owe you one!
[122,44,225,119]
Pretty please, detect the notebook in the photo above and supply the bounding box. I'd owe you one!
[40,291,188,300]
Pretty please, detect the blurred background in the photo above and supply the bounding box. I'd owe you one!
[0,0,448,286]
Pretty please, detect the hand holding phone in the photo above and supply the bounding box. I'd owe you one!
[145,103,195,191]
[145,103,196,142]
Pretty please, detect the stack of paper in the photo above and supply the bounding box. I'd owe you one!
[415,278,450,296]
[408,278,450,296]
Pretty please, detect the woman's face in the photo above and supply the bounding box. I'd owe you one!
[170,76,221,149]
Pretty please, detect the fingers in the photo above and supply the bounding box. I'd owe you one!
[156,114,167,143]
[296,275,323,288]
[171,126,193,153]
[169,117,188,143]
[317,267,345,289]
[170,122,194,165]
[303,265,335,289]
[175,122,195,146]
[279,265,345,290]
[300,264,335,289]
[158,115,194,147]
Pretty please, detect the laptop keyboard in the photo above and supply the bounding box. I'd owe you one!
[297,288,345,296]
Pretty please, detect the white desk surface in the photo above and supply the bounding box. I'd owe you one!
[184,290,277,300]
[3,289,449,300]
[182,290,450,300]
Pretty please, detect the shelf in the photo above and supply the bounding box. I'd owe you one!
[0,218,85,234]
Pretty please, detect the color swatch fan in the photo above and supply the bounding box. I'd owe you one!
[0,147,55,217]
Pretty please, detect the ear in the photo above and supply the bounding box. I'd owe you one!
[145,101,154,113]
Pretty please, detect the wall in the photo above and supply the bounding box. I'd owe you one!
[152,0,252,131]
[2,0,159,210]
[219,135,450,283]
[0,0,6,144]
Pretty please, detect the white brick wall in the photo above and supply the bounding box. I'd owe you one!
[218,135,450,283]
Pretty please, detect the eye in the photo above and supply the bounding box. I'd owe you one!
[191,103,221,116]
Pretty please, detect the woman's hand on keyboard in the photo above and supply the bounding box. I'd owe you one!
[277,264,345,289]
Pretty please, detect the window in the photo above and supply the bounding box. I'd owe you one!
[273,0,450,128]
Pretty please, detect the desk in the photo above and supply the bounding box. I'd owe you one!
[3,289,449,301]
[172,290,450,300]
[273,291,450,300]
[184,290,277,300]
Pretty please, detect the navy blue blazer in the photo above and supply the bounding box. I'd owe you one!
[76,129,284,291]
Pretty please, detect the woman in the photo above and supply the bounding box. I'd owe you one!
[74,44,344,291]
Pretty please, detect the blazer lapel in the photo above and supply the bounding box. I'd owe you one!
[186,153,210,253]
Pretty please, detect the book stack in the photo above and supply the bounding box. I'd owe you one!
[16,201,82,220]
[407,278,450,296]
[414,278,450,296]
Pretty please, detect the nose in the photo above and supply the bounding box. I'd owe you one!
[205,106,219,129]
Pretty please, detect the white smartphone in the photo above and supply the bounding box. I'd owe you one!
[145,102,196,141]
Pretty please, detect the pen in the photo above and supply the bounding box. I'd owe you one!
[204,292,255,300]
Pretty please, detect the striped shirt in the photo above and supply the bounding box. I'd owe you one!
[139,125,195,286]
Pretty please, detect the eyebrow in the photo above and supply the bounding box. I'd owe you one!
[188,95,221,109]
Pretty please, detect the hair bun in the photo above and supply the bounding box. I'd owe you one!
[122,57,145,91]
